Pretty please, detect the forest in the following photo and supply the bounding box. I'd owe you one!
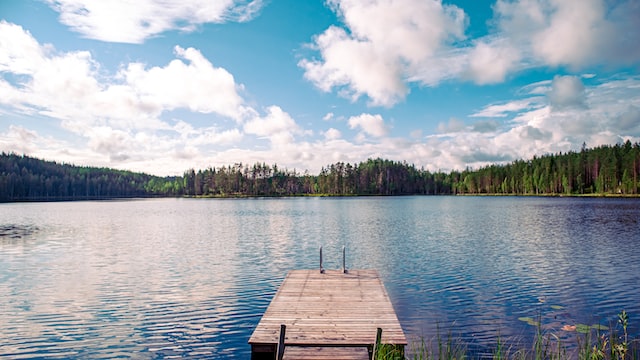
[0,153,180,201]
[1,141,639,201]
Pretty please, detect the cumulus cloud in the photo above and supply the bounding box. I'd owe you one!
[347,113,390,137]
[520,125,552,141]
[300,26,408,107]
[121,46,250,121]
[0,20,307,173]
[616,106,640,135]
[3,2,640,178]
[0,22,252,129]
[472,120,500,133]
[548,75,586,110]
[422,74,640,172]
[493,0,640,68]
[46,0,264,43]
[300,0,467,106]
[437,118,466,133]
[466,38,521,84]
[87,126,132,158]
[243,105,301,145]
[324,128,342,140]
[0,125,38,154]
[0,21,44,74]
[301,0,640,107]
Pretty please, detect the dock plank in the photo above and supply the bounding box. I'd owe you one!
[249,269,406,355]
[283,346,369,360]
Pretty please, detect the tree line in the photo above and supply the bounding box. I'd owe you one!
[451,141,640,195]
[0,153,179,201]
[1,141,639,201]
[179,158,452,197]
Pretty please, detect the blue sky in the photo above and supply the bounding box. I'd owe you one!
[1,0,639,176]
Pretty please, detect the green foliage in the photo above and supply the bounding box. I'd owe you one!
[453,141,640,196]
[180,158,454,197]
[403,324,467,360]
[402,311,638,360]
[375,343,406,360]
[178,141,640,197]
[2,141,639,201]
[0,152,181,201]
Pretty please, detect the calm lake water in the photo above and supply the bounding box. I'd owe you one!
[1,197,639,358]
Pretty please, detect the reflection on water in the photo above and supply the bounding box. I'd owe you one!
[0,197,639,358]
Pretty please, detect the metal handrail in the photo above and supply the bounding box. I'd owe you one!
[319,246,348,274]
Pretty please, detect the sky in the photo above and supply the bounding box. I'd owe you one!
[1,0,639,176]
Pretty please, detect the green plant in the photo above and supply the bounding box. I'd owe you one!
[404,324,466,360]
[613,310,629,360]
[402,310,636,360]
[375,343,405,360]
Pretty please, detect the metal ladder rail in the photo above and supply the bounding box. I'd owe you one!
[319,246,348,274]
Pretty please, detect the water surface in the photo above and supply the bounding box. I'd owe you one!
[1,197,639,358]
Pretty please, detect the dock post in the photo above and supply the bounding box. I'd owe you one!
[342,246,346,273]
[319,246,324,273]
[372,327,382,360]
[276,324,286,360]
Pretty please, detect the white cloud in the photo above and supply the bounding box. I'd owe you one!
[322,112,334,121]
[437,118,466,133]
[172,120,243,146]
[347,113,390,138]
[2,3,640,179]
[548,75,586,110]
[243,105,301,145]
[324,128,342,140]
[0,21,44,74]
[301,0,640,107]
[518,80,552,96]
[6,69,636,176]
[199,128,244,146]
[300,26,408,107]
[466,39,521,84]
[472,99,542,118]
[0,22,252,130]
[531,0,610,67]
[494,0,640,69]
[472,120,500,133]
[410,129,423,139]
[420,74,640,171]
[0,125,39,154]
[616,106,640,135]
[87,126,133,160]
[46,0,264,43]
[0,21,306,174]
[121,46,250,121]
[300,0,467,106]
[0,124,128,169]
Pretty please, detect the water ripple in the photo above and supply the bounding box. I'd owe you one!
[1,198,639,358]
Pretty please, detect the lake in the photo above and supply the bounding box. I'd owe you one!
[1,197,639,358]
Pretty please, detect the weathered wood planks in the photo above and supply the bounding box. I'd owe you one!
[283,346,370,360]
[249,269,406,359]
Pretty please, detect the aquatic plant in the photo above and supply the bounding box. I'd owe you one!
[389,310,638,360]
[375,343,405,360]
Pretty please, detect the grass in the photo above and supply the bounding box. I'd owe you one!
[376,311,639,360]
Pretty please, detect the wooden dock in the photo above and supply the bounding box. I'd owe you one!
[249,269,406,359]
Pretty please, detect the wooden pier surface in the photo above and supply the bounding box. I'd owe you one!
[249,269,406,358]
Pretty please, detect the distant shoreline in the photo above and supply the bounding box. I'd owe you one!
[3,142,640,201]
[4,193,640,203]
